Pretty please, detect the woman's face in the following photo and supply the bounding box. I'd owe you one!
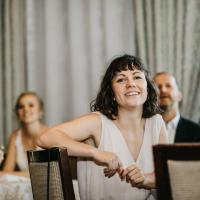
[17,94,42,124]
[112,69,148,110]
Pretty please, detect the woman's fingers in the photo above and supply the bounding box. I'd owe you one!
[104,168,116,177]
[129,173,145,184]
[108,154,122,170]
[103,153,124,178]
[123,164,145,186]
[94,150,122,171]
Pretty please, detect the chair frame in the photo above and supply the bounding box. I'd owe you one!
[27,147,76,200]
[153,144,200,200]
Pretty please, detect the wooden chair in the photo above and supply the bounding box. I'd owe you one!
[27,147,76,200]
[153,144,200,200]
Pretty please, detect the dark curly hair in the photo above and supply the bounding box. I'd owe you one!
[90,54,161,120]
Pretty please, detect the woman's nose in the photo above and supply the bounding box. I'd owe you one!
[23,105,29,112]
[126,79,136,87]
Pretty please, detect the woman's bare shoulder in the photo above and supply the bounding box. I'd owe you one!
[9,129,20,139]
[65,112,102,124]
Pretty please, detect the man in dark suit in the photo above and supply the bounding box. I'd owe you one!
[154,72,200,143]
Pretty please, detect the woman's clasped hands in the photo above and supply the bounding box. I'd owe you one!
[101,152,146,189]
[92,149,122,177]
[119,164,145,188]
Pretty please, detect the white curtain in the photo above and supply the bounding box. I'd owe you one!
[134,0,200,122]
[26,0,136,125]
[0,0,27,145]
[26,0,200,126]
[1,0,200,145]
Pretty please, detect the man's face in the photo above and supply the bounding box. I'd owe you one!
[154,73,182,112]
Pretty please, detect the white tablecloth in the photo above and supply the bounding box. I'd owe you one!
[0,175,80,200]
[0,175,33,200]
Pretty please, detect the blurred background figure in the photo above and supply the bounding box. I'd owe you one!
[154,72,200,143]
[0,91,48,177]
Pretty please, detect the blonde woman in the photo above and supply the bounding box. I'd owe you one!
[0,91,48,177]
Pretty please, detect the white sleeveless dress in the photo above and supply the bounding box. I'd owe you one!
[15,130,29,170]
[15,130,41,170]
[77,113,164,200]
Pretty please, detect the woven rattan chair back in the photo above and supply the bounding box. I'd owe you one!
[27,147,75,200]
[153,144,200,200]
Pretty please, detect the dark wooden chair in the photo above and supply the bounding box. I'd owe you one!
[27,147,76,200]
[153,144,200,200]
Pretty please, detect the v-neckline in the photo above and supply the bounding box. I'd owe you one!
[111,119,147,163]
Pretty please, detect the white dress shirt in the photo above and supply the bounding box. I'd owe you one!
[166,113,180,143]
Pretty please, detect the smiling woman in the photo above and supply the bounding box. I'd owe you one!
[112,69,148,109]
[37,54,168,200]
[0,91,48,177]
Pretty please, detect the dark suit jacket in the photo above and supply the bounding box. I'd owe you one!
[174,117,200,143]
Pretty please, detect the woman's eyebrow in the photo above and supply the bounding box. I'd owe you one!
[115,73,126,77]
[115,70,143,77]
[132,71,142,75]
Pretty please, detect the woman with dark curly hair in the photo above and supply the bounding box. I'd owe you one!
[38,54,167,200]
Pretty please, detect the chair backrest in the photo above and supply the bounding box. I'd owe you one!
[153,144,200,200]
[27,147,76,200]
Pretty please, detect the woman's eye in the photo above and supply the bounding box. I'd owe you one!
[134,76,142,80]
[18,105,24,109]
[116,78,125,83]
[29,103,34,108]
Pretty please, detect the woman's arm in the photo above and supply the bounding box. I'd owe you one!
[37,113,101,156]
[2,132,17,172]
[1,131,33,177]
[37,113,122,170]
[138,122,168,189]
[139,122,168,188]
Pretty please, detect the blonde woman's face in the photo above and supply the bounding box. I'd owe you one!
[17,94,42,124]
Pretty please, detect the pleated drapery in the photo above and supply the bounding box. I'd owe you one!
[1,0,200,145]
[0,0,27,145]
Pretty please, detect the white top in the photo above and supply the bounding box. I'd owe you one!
[15,130,29,170]
[77,113,164,200]
[15,130,41,171]
[166,113,180,143]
